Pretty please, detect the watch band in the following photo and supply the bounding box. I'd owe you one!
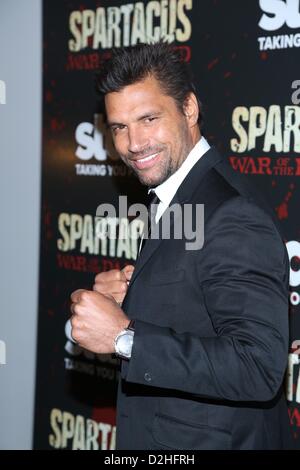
[114,320,135,360]
[127,319,135,331]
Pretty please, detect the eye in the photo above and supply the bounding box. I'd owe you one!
[111,124,126,134]
[144,116,157,124]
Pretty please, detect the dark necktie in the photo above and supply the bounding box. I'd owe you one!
[139,192,160,253]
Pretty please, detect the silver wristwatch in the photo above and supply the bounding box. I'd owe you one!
[114,320,135,360]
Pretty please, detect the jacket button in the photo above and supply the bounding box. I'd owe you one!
[144,372,152,382]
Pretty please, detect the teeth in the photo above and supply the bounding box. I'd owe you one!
[138,153,158,162]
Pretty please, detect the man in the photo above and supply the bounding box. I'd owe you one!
[70,42,291,449]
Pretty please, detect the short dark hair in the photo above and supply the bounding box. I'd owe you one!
[96,42,202,127]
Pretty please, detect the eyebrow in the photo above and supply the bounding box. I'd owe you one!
[107,111,163,128]
[107,121,124,129]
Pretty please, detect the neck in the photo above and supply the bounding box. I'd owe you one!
[191,126,201,148]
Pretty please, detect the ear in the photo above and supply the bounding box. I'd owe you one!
[183,93,199,127]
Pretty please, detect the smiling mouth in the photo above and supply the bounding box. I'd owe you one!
[132,152,160,170]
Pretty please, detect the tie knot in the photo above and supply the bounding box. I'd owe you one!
[147,190,159,206]
[148,191,159,221]
[139,192,160,254]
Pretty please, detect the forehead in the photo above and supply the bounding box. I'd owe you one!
[105,76,177,122]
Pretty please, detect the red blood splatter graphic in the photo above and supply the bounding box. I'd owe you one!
[276,202,289,220]
[45,91,53,103]
[175,45,191,63]
[275,185,295,220]
[207,57,219,71]
[50,118,65,132]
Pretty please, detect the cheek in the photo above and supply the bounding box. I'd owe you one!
[113,135,128,154]
[155,119,183,144]
[151,126,173,149]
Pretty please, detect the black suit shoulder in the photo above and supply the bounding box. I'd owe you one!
[198,156,285,242]
[190,163,241,228]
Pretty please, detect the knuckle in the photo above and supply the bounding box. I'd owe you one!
[71,316,79,329]
[70,303,78,316]
[70,290,77,302]
[80,291,90,302]
[95,271,108,281]
[120,282,127,293]
[71,328,81,343]
[116,270,124,281]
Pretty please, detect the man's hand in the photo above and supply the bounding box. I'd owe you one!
[70,289,130,354]
[93,265,134,305]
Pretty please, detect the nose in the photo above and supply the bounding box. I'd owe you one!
[127,125,149,154]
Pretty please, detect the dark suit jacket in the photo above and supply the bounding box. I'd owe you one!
[117,146,291,450]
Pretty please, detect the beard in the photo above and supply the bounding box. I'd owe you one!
[118,120,193,187]
[134,157,175,187]
[119,145,170,187]
[120,141,190,187]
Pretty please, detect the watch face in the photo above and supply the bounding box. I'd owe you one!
[115,330,134,358]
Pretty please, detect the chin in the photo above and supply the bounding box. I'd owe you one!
[135,164,172,187]
[137,177,155,187]
[138,175,164,188]
[134,171,158,187]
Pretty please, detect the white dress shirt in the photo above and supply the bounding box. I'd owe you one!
[150,136,210,223]
[138,137,210,254]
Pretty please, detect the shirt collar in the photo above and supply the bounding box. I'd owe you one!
[148,136,210,205]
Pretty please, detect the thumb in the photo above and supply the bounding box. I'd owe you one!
[122,264,135,281]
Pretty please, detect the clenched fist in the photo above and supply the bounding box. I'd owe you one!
[70,289,130,354]
[93,265,134,305]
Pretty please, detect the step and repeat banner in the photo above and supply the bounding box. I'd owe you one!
[34,0,300,449]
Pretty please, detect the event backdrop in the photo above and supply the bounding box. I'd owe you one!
[34,0,300,449]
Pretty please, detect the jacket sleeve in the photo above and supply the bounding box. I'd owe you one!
[122,196,290,402]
